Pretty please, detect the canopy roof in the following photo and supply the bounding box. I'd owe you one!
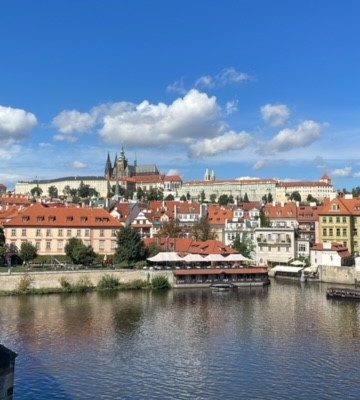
[271,265,304,273]
[225,254,252,262]
[182,254,207,262]
[147,252,184,262]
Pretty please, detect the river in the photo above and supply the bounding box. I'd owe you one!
[1,281,360,399]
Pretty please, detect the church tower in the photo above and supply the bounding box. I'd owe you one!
[117,145,128,178]
[104,152,112,179]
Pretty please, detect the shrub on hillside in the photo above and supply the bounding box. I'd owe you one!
[97,274,120,290]
[151,275,170,290]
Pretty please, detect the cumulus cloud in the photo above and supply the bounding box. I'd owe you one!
[72,160,87,169]
[195,67,251,89]
[261,104,290,127]
[331,166,355,178]
[52,110,96,142]
[189,130,252,158]
[0,105,37,144]
[0,144,22,160]
[268,120,326,153]
[53,90,220,147]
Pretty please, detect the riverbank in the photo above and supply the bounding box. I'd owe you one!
[0,269,174,294]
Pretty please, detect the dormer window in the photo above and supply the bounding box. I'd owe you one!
[80,216,88,223]
[37,216,45,222]
[22,216,30,222]
[48,216,56,222]
[66,216,74,222]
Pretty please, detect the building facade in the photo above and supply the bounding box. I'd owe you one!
[3,203,122,255]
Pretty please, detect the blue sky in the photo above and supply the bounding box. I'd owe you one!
[1,0,360,189]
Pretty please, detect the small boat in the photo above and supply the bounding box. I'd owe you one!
[326,287,360,300]
[210,283,235,291]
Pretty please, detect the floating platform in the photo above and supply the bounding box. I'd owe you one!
[326,287,360,300]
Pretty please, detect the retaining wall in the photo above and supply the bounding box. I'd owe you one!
[318,265,360,285]
[0,269,174,292]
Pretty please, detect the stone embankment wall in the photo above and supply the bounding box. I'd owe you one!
[318,265,360,285]
[0,269,174,292]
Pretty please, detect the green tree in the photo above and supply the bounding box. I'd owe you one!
[352,186,360,197]
[267,193,273,203]
[65,237,97,265]
[192,217,216,241]
[210,194,217,203]
[136,187,145,201]
[232,234,254,258]
[199,190,206,203]
[146,188,164,201]
[115,227,147,264]
[164,193,175,201]
[307,194,318,203]
[158,219,182,238]
[0,227,5,247]
[186,192,191,201]
[180,194,187,201]
[243,193,250,203]
[48,185,58,198]
[228,194,234,204]
[147,243,162,257]
[30,186,43,197]
[19,242,37,262]
[290,191,301,202]
[218,194,229,206]
[260,209,271,227]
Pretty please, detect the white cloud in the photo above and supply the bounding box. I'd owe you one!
[268,120,326,153]
[331,166,353,178]
[100,89,220,146]
[0,144,22,160]
[236,176,260,180]
[52,110,96,142]
[0,105,37,144]
[189,130,252,158]
[166,168,181,176]
[195,67,251,89]
[225,100,238,115]
[261,104,290,127]
[166,79,187,94]
[253,160,267,170]
[72,160,87,169]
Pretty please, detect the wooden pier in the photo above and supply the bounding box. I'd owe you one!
[326,287,360,300]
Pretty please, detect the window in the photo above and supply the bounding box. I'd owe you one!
[336,228,340,236]
[35,241,41,250]
[298,243,306,252]
[67,229,71,237]
[36,229,41,237]
[57,241,63,250]
[46,229,51,237]
[11,229,16,236]
[46,241,51,250]
[77,229,81,237]
[343,228,347,236]
[111,229,117,237]
[329,228,333,236]
[329,217,333,223]
[354,229,358,236]
[21,228,26,236]
[343,217,347,223]
[85,229,90,237]
[322,217,326,223]
[336,217,340,223]
[100,229,104,237]
[58,229,63,237]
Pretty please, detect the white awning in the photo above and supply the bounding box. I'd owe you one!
[290,260,305,266]
[147,252,184,262]
[204,254,227,262]
[271,265,304,273]
[183,254,207,263]
[224,254,252,262]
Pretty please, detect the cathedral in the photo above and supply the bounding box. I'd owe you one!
[104,147,159,179]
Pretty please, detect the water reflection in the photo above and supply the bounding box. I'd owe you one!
[0,282,359,399]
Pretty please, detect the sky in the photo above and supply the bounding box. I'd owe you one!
[1,0,360,190]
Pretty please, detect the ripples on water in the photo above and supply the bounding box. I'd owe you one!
[1,282,360,399]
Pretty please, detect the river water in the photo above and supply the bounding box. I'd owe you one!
[1,281,360,399]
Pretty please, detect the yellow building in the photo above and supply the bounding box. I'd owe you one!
[318,196,360,255]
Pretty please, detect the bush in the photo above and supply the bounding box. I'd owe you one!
[73,276,93,292]
[97,274,120,290]
[134,260,147,269]
[59,276,72,289]
[124,279,148,290]
[151,275,170,290]
[17,274,33,292]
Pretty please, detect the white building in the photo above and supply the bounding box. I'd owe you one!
[310,242,353,267]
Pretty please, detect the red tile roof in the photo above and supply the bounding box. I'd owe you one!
[0,195,32,206]
[208,206,233,225]
[126,174,182,183]
[264,203,297,219]
[311,243,352,258]
[144,237,236,255]
[4,203,122,228]
[318,197,360,216]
